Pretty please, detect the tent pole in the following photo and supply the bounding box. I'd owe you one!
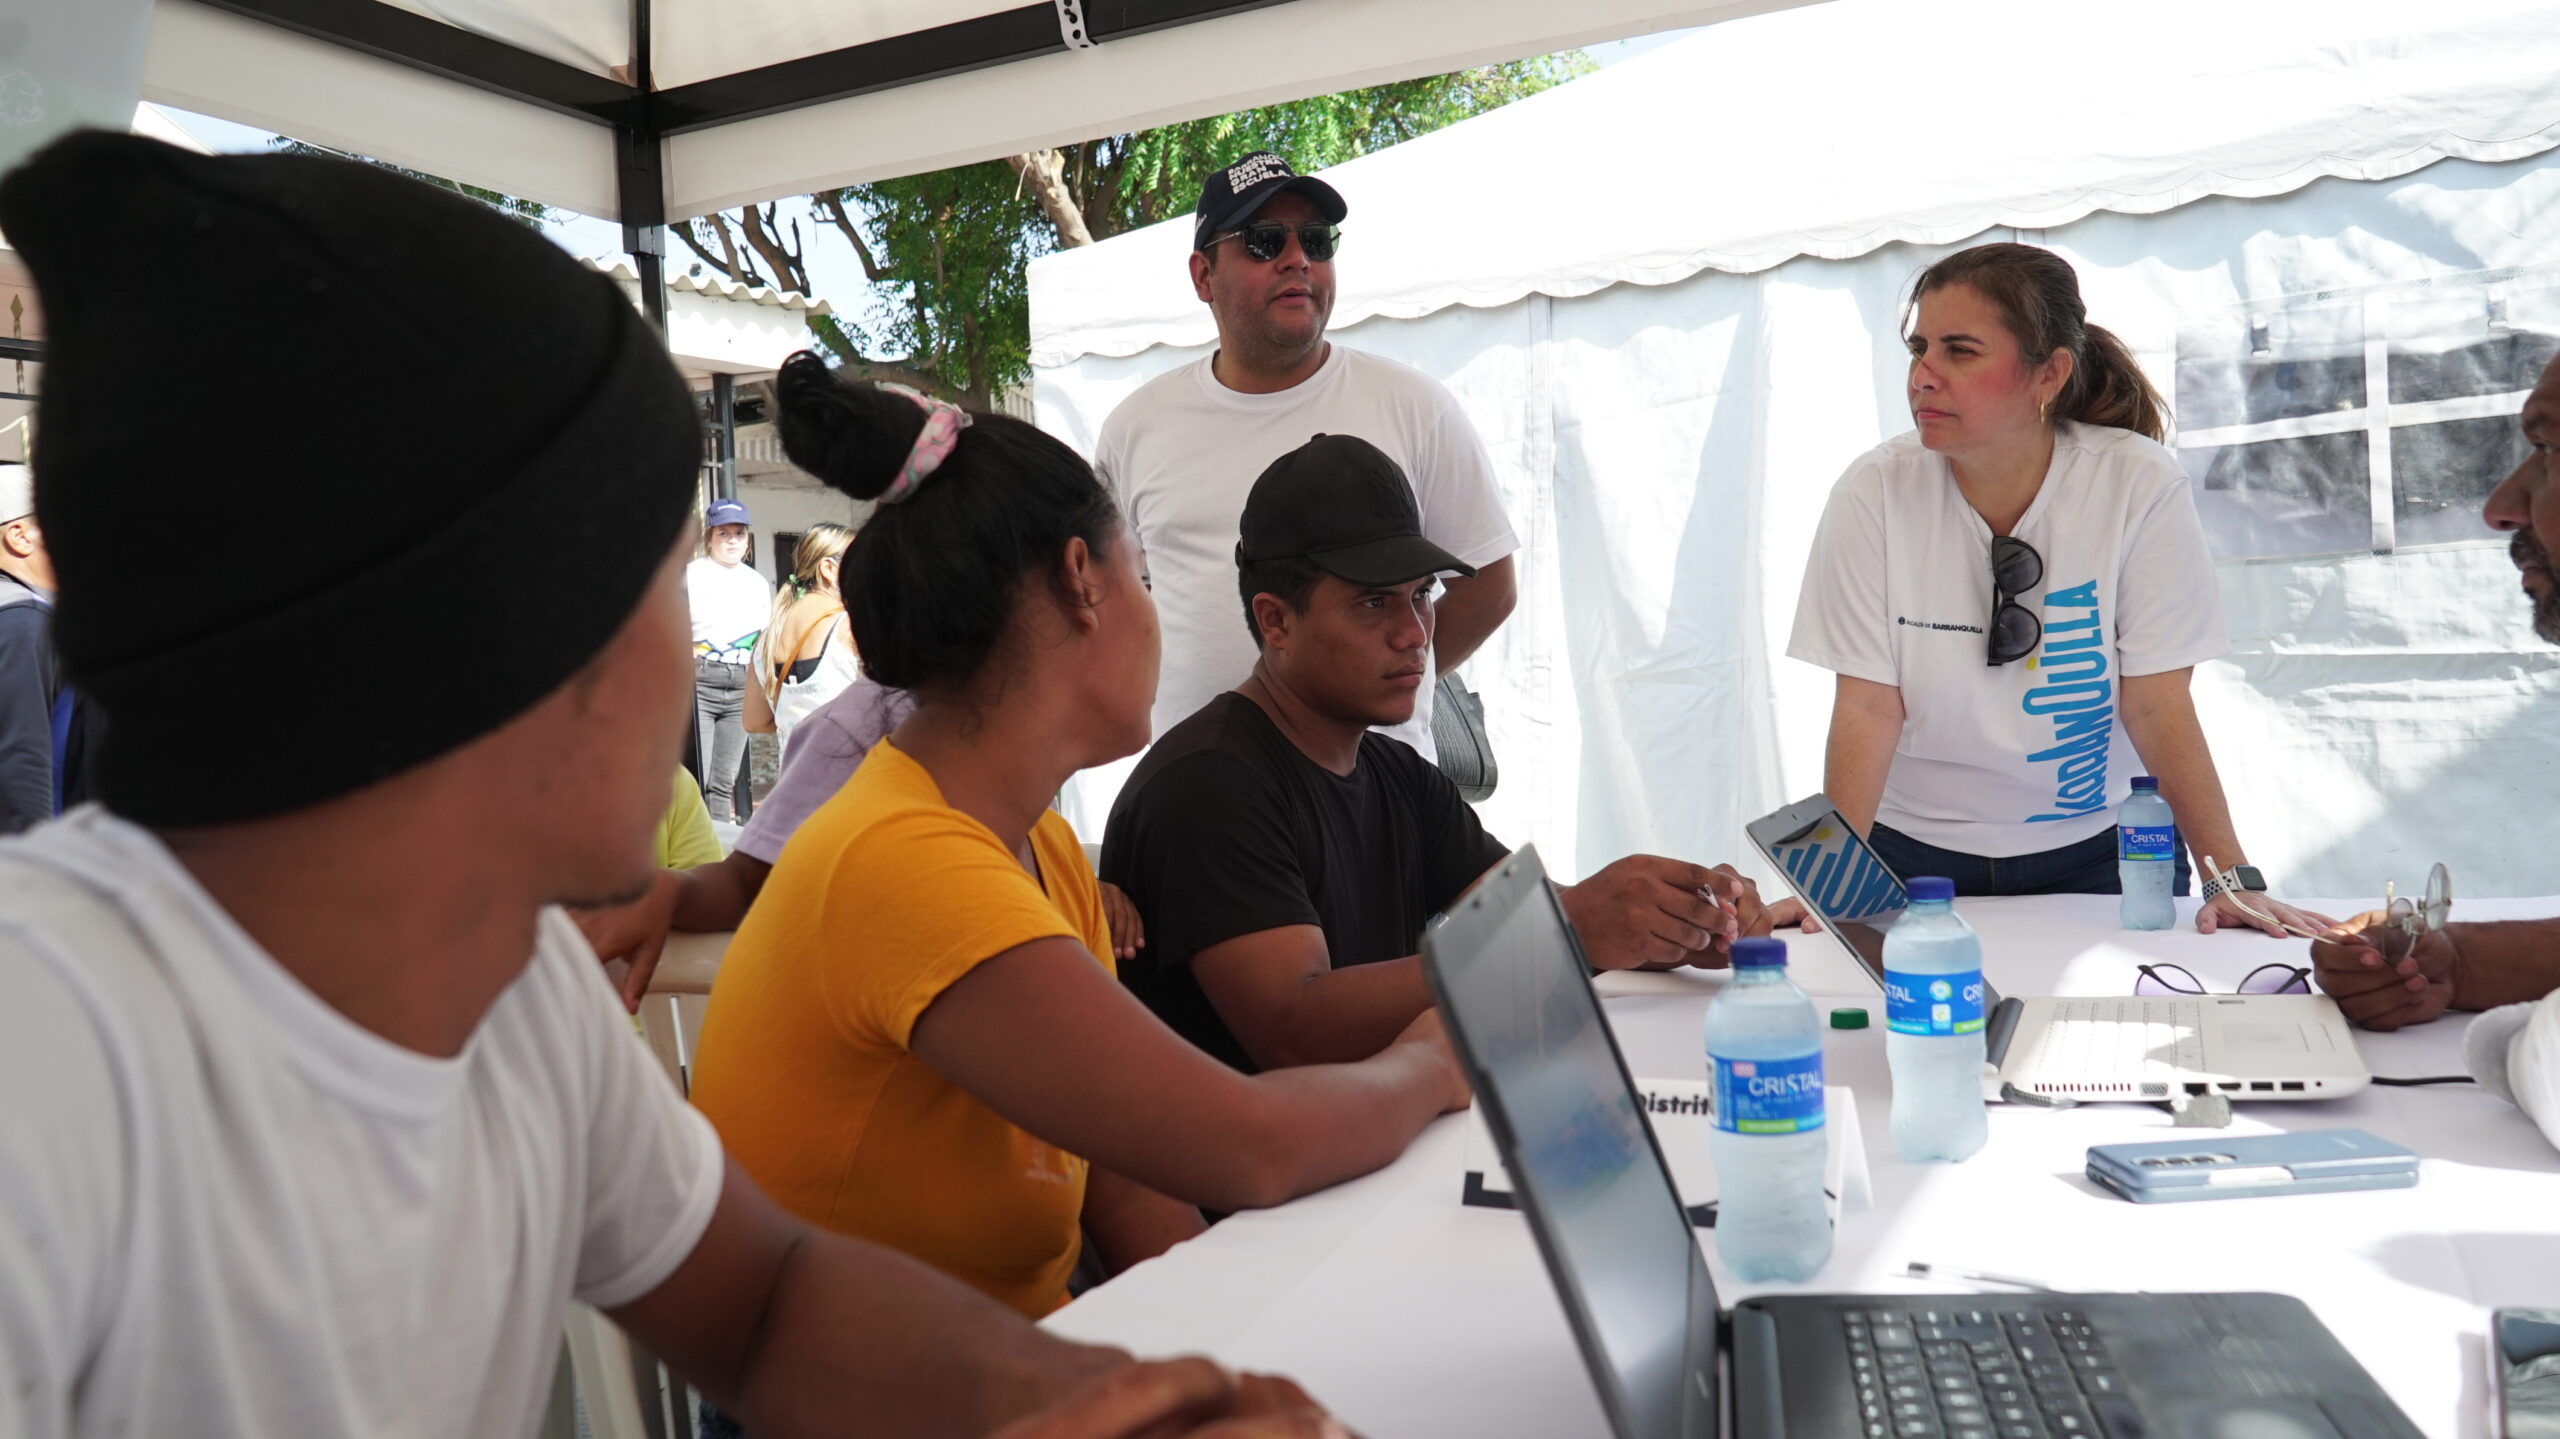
[710,373,738,504]
[617,0,669,337]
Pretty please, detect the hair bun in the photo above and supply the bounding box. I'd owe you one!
[772,350,928,503]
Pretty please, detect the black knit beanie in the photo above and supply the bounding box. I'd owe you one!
[0,132,700,825]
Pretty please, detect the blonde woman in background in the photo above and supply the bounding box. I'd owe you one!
[755,521,858,738]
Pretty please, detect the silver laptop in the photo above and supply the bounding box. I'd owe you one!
[1743,796,2368,1103]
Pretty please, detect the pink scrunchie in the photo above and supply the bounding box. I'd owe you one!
[872,382,973,504]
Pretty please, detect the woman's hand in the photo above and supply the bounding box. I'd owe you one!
[571,869,682,1013]
[1099,881,1147,961]
[2195,891,2332,938]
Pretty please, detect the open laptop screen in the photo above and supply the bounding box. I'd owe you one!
[1421,846,1716,1439]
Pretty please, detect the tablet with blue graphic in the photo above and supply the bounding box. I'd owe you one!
[1743,794,1909,981]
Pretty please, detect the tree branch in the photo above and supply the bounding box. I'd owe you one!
[673,218,748,286]
[737,203,810,294]
[833,356,967,402]
[1004,150,1095,248]
[813,192,891,284]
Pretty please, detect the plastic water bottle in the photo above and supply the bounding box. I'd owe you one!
[1703,937,1831,1281]
[2117,777,2177,931]
[1882,877,1989,1163]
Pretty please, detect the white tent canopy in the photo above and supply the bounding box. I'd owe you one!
[1033,0,2560,899]
[1032,0,2560,365]
[141,0,1820,222]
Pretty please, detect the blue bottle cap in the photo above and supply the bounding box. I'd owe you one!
[1730,937,1788,968]
[2131,776,2159,792]
[1907,875,1955,902]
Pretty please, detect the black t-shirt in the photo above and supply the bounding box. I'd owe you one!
[1102,692,1510,1072]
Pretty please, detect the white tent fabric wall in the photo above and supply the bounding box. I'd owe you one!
[1039,138,2560,896]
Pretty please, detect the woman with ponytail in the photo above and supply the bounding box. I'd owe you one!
[1788,243,2328,934]
[688,353,1469,1322]
[755,520,856,737]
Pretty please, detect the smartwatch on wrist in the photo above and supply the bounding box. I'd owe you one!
[2200,865,2267,903]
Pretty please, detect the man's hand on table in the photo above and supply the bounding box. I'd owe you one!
[2309,911,2460,1030]
[988,1356,1353,1439]
[1391,1006,1475,1113]
[1561,856,1751,970]
[571,868,682,1013]
[2197,891,2334,939]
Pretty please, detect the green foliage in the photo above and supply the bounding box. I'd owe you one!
[836,160,1043,405]
[828,53,1595,400]
[268,138,554,228]
[1071,52,1595,240]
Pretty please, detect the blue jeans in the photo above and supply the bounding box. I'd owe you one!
[1869,822,2192,899]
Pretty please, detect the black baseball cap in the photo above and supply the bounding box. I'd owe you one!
[1192,151,1348,251]
[1237,434,1474,587]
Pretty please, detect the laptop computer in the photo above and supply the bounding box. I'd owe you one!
[1418,845,2421,1439]
[1742,796,2369,1103]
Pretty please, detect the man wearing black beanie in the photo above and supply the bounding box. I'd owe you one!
[0,132,1335,1439]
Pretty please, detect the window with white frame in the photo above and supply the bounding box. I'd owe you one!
[2172,266,2560,560]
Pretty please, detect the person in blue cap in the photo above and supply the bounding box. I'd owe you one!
[688,495,770,820]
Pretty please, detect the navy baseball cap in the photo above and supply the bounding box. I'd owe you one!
[1192,152,1347,251]
[704,498,751,528]
[1237,434,1472,587]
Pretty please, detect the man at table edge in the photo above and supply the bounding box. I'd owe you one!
[2309,349,2560,1151]
[1101,434,1797,1074]
[0,132,1337,1439]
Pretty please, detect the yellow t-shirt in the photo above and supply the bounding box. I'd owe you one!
[689,740,1112,1318]
[656,768,727,870]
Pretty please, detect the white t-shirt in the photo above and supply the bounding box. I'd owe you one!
[1093,345,1520,761]
[1787,423,2227,857]
[2469,995,2560,1155]
[0,808,726,1439]
[686,556,772,663]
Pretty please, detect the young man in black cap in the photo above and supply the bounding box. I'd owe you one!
[0,132,1332,1439]
[1102,435,1796,1073]
[1089,151,1519,785]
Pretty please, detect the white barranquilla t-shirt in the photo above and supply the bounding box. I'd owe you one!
[1094,345,1520,761]
[0,807,726,1439]
[686,555,772,663]
[1787,422,2226,858]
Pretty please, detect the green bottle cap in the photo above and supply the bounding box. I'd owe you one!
[1829,1007,1871,1030]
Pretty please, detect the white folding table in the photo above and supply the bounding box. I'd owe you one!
[1045,895,2560,1439]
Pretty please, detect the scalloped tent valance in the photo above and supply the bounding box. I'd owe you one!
[1027,0,2560,367]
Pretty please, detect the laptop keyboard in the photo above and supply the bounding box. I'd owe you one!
[2038,999,2205,1078]
[1843,1307,2122,1439]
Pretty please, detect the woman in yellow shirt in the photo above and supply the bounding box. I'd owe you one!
[689,354,1469,1320]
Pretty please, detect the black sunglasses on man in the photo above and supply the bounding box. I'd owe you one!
[1204,220,1341,264]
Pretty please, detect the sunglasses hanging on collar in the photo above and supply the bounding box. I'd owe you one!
[1988,534,2043,665]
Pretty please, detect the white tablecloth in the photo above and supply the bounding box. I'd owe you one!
[1045,896,2560,1439]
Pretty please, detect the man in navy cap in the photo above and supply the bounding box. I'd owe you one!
[687,495,770,820]
[1091,151,1519,793]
